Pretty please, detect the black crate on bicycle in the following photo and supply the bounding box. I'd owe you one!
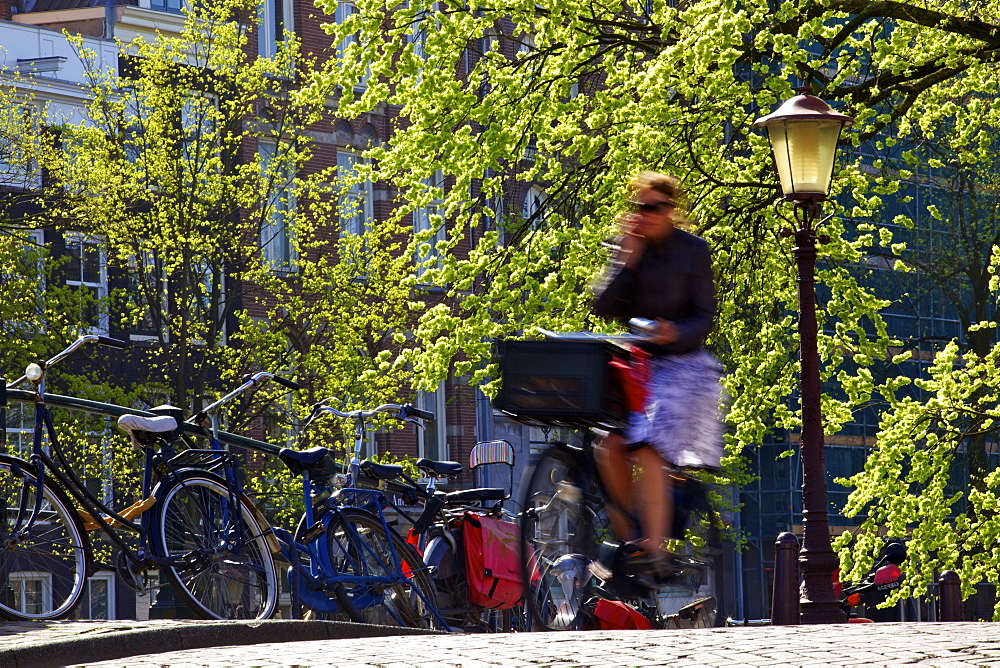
[494,339,628,428]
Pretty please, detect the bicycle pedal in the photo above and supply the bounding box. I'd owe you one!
[301,522,325,544]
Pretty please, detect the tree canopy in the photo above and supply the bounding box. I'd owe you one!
[315,0,1000,610]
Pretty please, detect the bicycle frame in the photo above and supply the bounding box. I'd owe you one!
[7,337,167,572]
[282,402,450,628]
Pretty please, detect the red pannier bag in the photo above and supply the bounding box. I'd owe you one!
[593,598,653,630]
[463,512,523,610]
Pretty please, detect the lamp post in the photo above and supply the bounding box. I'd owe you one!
[754,93,853,624]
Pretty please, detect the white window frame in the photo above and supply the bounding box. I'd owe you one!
[79,572,116,619]
[335,0,370,86]
[1,229,46,332]
[259,142,298,273]
[10,571,52,617]
[149,0,183,14]
[337,151,373,237]
[187,260,227,346]
[127,247,168,342]
[416,382,447,461]
[64,232,108,335]
[413,170,445,281]
[3,401,36,458]
[522,185,546,226]
[0,105,41,189]
[259,0,294,59]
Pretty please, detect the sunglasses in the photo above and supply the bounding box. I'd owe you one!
[629,200,673,213]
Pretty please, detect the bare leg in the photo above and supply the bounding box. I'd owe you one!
[634,446,672,553]
[596,432,636,541]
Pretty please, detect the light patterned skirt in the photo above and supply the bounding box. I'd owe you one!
[622,348,723,470]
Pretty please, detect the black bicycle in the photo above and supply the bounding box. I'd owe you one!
[519,435,723,630]
[408,440,527,632]
[0,336,279,621]
[498,331,725,631]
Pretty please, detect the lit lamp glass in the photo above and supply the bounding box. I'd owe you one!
[25,363,43,382]
[753,95,853,201]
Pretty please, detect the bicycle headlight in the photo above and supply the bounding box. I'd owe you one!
[25,363,43,382]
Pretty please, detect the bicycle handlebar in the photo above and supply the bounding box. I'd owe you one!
[6,334,130,388]
[190,371,301,424]
[403,404,435,421]
[95,336,128,349]
[271,375,301,391]
[312,402,434,423]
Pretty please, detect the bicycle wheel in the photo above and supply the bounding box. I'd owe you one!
[0,456,89,620]
[326,508,443,629]
[151,472,277,620]
[519,443,606,631]
[655,476,724,628]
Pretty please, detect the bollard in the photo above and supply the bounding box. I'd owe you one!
[771,531,800,625]
[938,570,963,621]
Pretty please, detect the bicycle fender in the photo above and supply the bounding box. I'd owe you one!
[423,531,461,579]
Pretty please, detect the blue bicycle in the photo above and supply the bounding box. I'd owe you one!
[273,399,449,629]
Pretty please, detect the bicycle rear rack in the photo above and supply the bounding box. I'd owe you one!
[166,448,233,472]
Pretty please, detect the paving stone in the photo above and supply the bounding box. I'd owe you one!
[4,619,1000,667]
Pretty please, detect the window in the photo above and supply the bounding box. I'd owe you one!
[334,0,358,58]
[79,573,115,619]
[181,94,219,178]
[259,142,297,273]
[416,383,447,461]
[64,233,107,334]
[413,170,446,280]
[126,248,167,340]
[522,185,546,227]
[0,105,41,189]
[3,401,35,458]
[334,0,369,86]
[259,0,294,59]
[188,260,227,345]
[9,572,52,617]
[150,0,183,13]
[1,229,45,337]
[337,151,373,237]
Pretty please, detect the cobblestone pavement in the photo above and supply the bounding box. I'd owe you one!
[0,618,436,668]
[2,620,997,667]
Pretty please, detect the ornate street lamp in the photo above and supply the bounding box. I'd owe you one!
[754,94,853,624]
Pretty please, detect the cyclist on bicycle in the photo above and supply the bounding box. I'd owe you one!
[593,170,723,583]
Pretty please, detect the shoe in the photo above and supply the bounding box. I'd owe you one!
[620,543,680,589]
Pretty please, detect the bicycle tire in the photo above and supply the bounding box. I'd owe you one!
[655,482,725,628]
[150,471,278,620]
[325,507,443,629]
[0,455,90,621]
[519,443,606,631]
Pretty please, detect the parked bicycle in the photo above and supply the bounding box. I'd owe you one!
[0,335,280,621]
[496,332,726,631]
[273,398,449,629]
[407,440,527,632]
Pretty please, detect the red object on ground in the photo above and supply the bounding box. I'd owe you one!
[593,599,654,630]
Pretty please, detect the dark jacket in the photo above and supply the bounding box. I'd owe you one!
[593,228,716,356]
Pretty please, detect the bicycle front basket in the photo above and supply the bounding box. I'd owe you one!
[493,339,628,428]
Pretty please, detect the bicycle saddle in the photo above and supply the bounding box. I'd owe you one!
[118,414,178,434]
[278,447,330,475]
[361,460,404,481]
[415,458,462,478]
